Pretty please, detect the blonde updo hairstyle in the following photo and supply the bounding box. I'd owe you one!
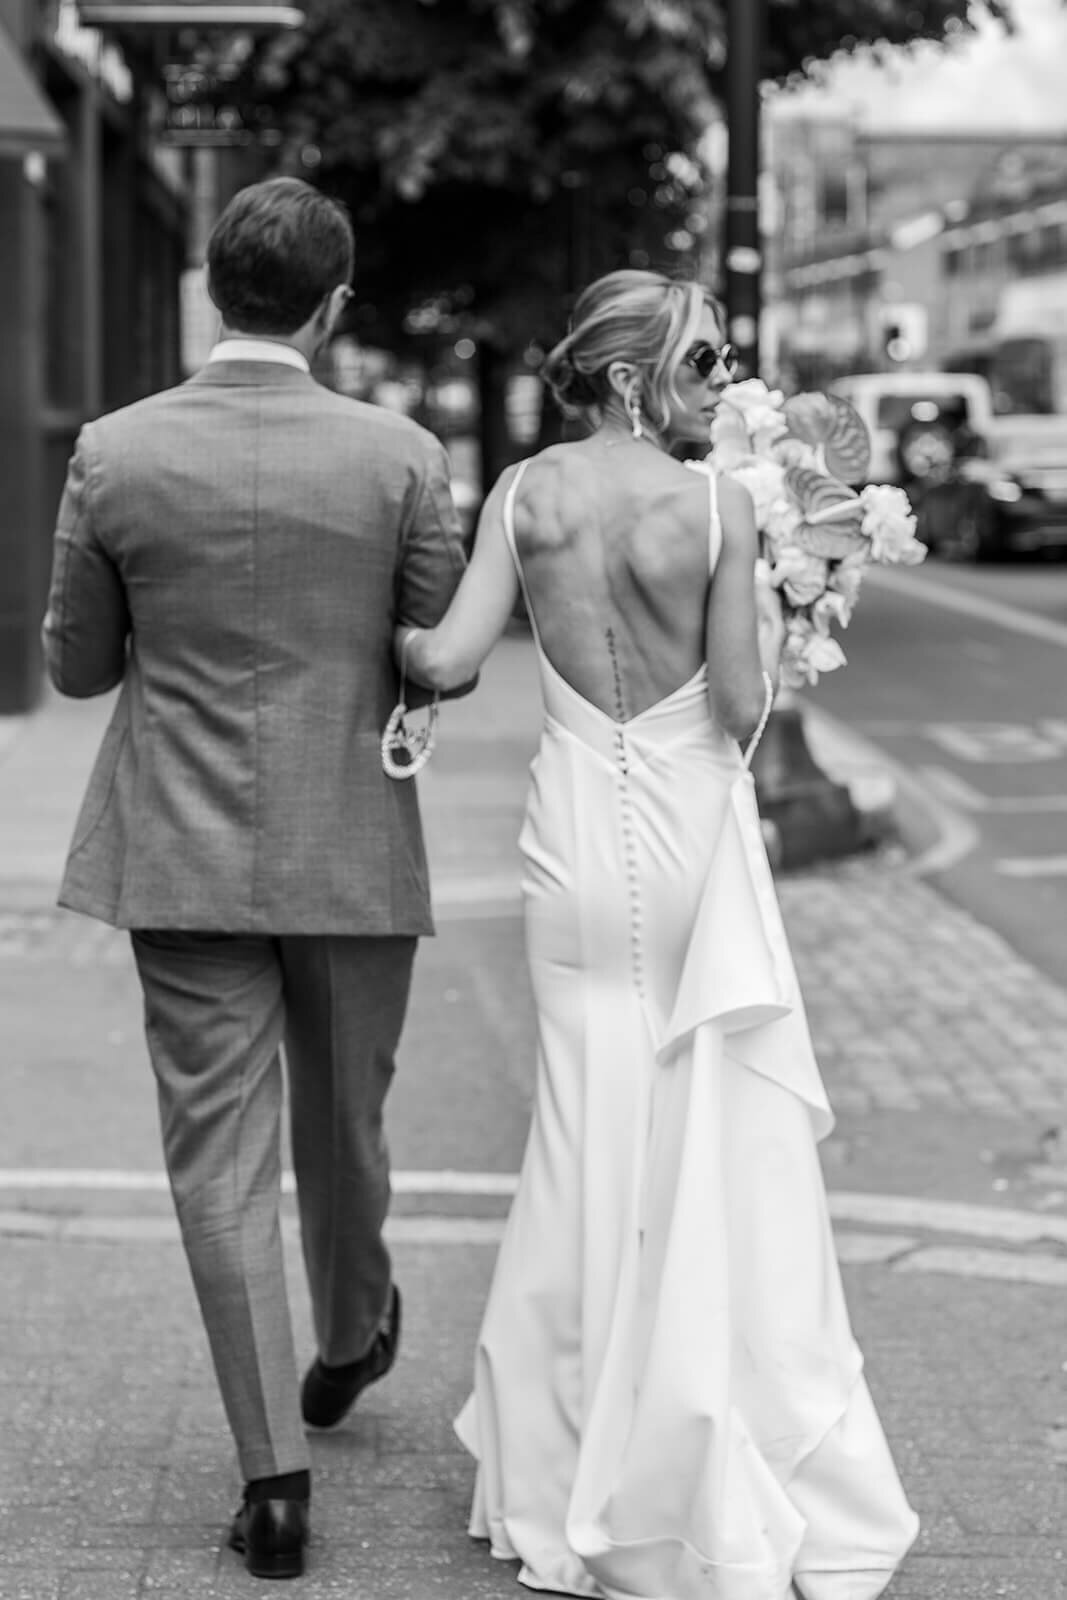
[541,269,722,434]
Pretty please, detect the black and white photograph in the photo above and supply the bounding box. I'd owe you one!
[1,1,1066,1597]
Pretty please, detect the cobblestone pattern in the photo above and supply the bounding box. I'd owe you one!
[779,861,1067,1122]
[4,853,1067,1125]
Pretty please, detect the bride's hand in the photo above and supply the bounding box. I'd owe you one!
[394,624,422,666]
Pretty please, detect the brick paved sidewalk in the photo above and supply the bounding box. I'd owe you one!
[2,1227,1066,1600]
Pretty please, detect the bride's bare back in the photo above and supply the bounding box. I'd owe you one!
[509,441,715,722]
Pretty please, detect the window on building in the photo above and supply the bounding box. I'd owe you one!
[819,172,850,228]
[41,71,82,413]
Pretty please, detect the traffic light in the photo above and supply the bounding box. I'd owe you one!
[883,321,909,362]
[879,303,928,365]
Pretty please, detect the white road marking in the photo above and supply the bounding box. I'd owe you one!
[897,1245,1067,1288]
[9,1172,1067,1248]
[920,765,1067,815]
[0,1167,521,1198]
[995,856,1067,878]
[918,764,992,812]
[0,1168,174,1192]
[925,720,1067,764]
[866,567,1067,649]
[833,1232,916,1265]
[3,1207,1066,1285]
[0,1209,510,1248]
[10,1167,1067,1282]
[828,1190,1067,1247]
[393,1170,518,1196]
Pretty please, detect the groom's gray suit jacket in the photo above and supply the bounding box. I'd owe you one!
[43,360,469,934]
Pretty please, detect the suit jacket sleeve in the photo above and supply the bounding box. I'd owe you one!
[42,427,130,698]
[398,435,478,702]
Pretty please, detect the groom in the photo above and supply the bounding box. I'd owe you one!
[42,177,471,1578]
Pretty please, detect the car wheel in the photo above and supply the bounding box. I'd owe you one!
[915,486,956,555]
[945,487,1000,562]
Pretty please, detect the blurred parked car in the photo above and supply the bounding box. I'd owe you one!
[831,371,1067,559]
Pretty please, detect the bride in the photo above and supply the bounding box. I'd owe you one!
[397,269,918,1600]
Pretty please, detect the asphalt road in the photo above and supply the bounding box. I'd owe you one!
[813,554,1067,989]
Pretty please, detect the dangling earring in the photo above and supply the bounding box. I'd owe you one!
[625,386,644,439]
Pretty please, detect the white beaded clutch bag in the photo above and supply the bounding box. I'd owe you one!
[381,632,440,780]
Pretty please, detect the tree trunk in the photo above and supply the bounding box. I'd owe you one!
[477,342,514,497]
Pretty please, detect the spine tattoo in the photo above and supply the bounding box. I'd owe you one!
[605,625,627,723]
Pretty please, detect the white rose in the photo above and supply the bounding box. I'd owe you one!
[709,437,754,473]
[827,550,867,606]
[709,403,752,465]
[781,625,848,688]
[764,495,804,551]
[772,436,821,472]
[751,415,791,455]
[803,633,848,681]
[720,378,786,413]
[717,380,789,452]
[770,546,830,609]
[860,483,927,565]
[730,460,787,528]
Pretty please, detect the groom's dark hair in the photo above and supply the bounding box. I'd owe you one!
[207,177,355,335]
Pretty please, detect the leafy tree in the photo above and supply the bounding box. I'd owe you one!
[215,0,1015,477]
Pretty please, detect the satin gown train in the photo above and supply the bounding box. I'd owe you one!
[454,463,918,1600]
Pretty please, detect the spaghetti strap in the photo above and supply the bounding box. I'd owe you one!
[502,457,532,557]
[502,458,544,649]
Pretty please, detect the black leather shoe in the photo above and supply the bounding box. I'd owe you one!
[229,1496,308,1580]
[301,1284,402,1429]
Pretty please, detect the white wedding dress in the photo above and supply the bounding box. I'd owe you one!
[454,462,918,1600]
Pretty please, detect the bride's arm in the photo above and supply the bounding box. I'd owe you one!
[704,474,784,740]
[398,464,523,691]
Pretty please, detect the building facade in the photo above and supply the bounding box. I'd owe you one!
[765,114,1067,394]
[0,0,187,713]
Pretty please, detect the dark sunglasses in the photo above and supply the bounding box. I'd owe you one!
[683,340,739,381]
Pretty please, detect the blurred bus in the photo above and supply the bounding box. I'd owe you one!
[987,273,1067,419]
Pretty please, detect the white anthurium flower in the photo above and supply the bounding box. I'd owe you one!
[730,460,787,528]
[827,550,867,606]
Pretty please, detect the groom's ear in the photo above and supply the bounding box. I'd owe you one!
[320,284,352,336]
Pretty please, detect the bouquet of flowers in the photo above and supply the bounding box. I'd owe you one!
[699,379,927,690]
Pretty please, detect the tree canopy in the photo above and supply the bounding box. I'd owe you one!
[207,0,1016,471]
[215,0,1013,349]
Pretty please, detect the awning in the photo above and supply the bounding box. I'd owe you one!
[77,0,303,26]
[0,25,66,158]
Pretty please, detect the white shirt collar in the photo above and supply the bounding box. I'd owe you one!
[208,338,310,374]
